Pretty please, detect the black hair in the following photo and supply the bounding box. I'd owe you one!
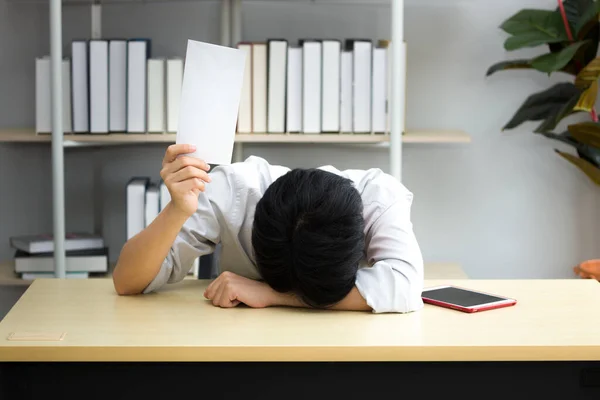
[252,168,365,308]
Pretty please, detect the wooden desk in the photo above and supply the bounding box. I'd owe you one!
[0,278,595,362]
[1,279,599,399]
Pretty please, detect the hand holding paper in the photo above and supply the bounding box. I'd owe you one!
[176,40,247,165]
[160,144,212,217]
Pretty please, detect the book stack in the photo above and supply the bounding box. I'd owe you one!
[126,179,199,278]
[36,37,398,137]
[9,233,108,280]
[36,38,184,135]
[236,38,395,134]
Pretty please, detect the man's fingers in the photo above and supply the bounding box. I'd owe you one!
[217,288,239,308]
[213,285,236,308]
[212,287,223,306]
[162,156,210,176]
[227,291,241,308]
[175,157,210,172]
[163,144,196,165]
[204,272,243,308]
[169,166,211,184]
[214,286,228,307]
[160,156,210,181]
[209,282,240,308]
[205,278,221,299]
[173,178,206,194]
[204,277,222,300]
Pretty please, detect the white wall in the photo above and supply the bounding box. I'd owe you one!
[0,0,598,279]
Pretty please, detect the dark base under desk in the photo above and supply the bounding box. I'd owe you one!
[2,361,600,400]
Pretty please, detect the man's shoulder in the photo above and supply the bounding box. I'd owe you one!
[336,167,413,206]
[215,155,288,178]
[335,167,414,228]
[206,156,290,200]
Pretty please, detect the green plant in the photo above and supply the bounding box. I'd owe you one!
[487,0,600,185]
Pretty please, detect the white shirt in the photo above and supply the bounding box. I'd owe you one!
[144,156,424,314]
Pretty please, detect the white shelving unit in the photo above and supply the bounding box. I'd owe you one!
[16,0,468,277]
[0,129,471,144]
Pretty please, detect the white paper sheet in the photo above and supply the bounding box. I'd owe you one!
[176,40,246,165]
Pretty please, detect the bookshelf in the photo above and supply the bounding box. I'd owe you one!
[8,0,465,277]
[0,261,199,286]
[0,129,471,145]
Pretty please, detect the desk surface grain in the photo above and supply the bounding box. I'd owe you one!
[0,279,597,362]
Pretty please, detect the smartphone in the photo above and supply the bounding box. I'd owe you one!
[421,285,517,313]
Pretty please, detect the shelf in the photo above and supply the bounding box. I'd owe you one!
[0,261,198,286]
[402,130,470,144]
[0,261,113,286]
[0,129,471,145]
[8,0,390,6]
[0,262,32,286]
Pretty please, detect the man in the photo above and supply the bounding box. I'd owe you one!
[113,144,424,313]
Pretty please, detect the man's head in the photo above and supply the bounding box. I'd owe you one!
[252,168,365,308]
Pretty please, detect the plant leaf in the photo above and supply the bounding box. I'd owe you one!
[501,9,565,35]
[574,80,599,111]
[486,59,533,76]
[539,131,580,147]
[578,146,600,167]
[578,18,600,40]
[575,57,600,87]
[503,83,582,131]
[531,41,590,73]
[542,130,600,171]
[548,42,564,55]
[505,32,568,51]
[535,89,583,133]
[501,9,568,51]
[548,31,597,74]
[549,1,599,68]
[568,121,600,147]
[575,0,600,35]
[555,150,600,185]
[563,0,594,31]
[581,20,600,66]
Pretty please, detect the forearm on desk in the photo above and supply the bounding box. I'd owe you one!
[276,286,371,312]
[330,287,372,311]
[113,203,189,295]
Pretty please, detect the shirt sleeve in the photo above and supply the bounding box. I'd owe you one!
[355,191,425,314]
[142,175,225,294]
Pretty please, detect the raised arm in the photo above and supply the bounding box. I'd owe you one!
[112,144,211,295]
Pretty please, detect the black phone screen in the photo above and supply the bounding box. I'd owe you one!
[422,287,507,307]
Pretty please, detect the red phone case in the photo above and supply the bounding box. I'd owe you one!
[422,287,517,313]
